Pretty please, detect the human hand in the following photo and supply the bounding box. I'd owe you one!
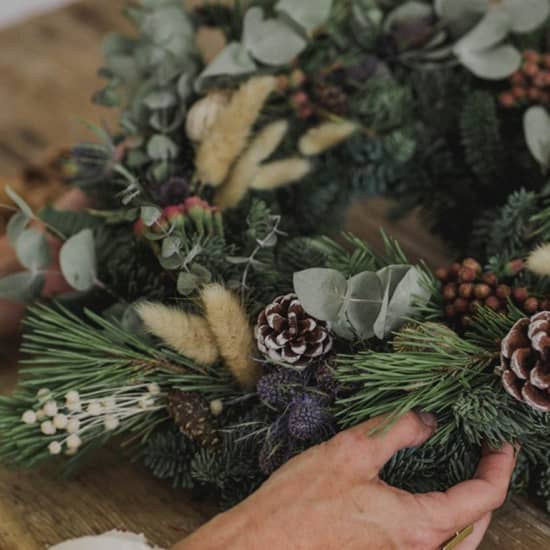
[175,412,516,550]
[0,188,89,340]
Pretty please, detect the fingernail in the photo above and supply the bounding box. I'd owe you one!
[417,411,437,429]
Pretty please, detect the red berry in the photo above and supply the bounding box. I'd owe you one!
[528,87,542,101]
[512,287,529,303]
[443,283,457,302]
[540,299,550,311]
[523,50,540,64]
[496,285,512,300]
[485,296,501,311]
[445,304,456,318]
[523,61,539,77]
[512,86,527,99]
[450,262,462,278]
[505,259,525,276]
[474,284,492,300]
[524,297,540,314]
[454,298,469,314]
[544,54,550,69]
[510,71,526,86]
[499,92,516,108]
[459,267,476,283]
[482,273,498,287]
[435,267,450,281]
[462,258,482,274]
[459,283,474,299]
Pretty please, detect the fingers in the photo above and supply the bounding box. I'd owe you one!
[419,443,515,535]
[344,411,437,473]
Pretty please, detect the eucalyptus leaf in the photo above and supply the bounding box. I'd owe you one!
[275,0,333,32]
[455,43,521,79]
[141,205,162,227]
[196,42,256,90]
[293,268,347,321]
[384,1,434,32]
[162,236,181,258]
[345,271,384,340]
[7,212,29,247]
[59,229,97,292]
[5,185,34,219]
[177,73,191,99]
[15,228,51,271]
[454,10,512,53]
[143,90,176,109]
[524,106,550,168]
[190,263,212,283]
[177,271,200,295]
[147,134,179,160]
[0,272,45,304]
[501,0,550,33]
[243,8,307,66]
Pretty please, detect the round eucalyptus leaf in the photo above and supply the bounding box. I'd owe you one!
[59,229,97,292]
[5,185,34,219]
[243,8,307,66]
[7,212,29,247]
[454,10,512,54]
[177,271,200,296]
[15,228,51,271]
[141,205,162,227]
[435,0,487,36]
[275,0,333,32]
[0,271,45,304]
[384,1,434,32]
[501,0,550,33]
[161,235,181,258]
[147,135,179,160]
[524,106,550,168]
[455,43,520,79]
[195,43,256,91]
[143,90,177,109]
[190,263,212,283]
[293,268,347,321]
[345,271,384,340]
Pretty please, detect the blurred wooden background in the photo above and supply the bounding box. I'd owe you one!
[0,1,549,548]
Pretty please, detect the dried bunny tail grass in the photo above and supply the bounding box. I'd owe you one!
[250,157,311,191]
[195,76,277,186]
[215,120,289,209]
[298,120,358,156]
[527,243,550,276]
[135,302,220,366]
[200,284,261,389]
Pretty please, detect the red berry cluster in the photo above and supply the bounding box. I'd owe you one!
[277,69,314,120]
[499,50,550,108]
[436,258,549,328]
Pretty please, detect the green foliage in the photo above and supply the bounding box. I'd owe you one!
[460,91,503,185]
[38,206,102,239]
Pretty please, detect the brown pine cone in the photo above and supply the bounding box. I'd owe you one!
[167,390,219,448]
[255,293,333,366]
[500,312,550,412]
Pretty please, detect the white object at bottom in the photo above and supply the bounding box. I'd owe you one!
[49,530,164,550]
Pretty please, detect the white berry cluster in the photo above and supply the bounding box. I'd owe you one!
[21,384,163,456]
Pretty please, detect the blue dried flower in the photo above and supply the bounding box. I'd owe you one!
[288,394,328,441]
[151,177,190,207]
[257,369,302,408]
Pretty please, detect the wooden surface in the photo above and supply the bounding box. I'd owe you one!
[0,1,549,548]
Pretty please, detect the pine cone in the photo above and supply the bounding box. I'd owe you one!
[167,390,219,448]
[500,312,550,412]
[255,294,333,366]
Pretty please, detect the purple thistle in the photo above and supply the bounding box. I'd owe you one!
[257,369,303,408]
[151,177,190,207]
[288,394,329,441]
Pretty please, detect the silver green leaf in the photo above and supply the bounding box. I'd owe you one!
[293,268,347,321]
[384,1,434,31]
[243,7,307,66]
[15,228,51,271]
[0,271,45,304]
[161,236,181,258]
[345,271,384,340]
[143,90,177,109]
[454,43,520,79]
[275,0,333,33]
[5,185,34,219]
[501,0,550,33]
[454,10,511,53]
[177,271,200,296]
[140,205,162,227]
[524,106,550,168]
[147,135,179,160]
[7,212,29,247]
[59,229,97,292]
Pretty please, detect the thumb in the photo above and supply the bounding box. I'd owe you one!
[346,411,437,473]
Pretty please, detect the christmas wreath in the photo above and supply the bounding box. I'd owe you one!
[4,0,550,513]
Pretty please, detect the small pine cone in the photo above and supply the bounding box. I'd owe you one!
[255,294,333,366]
[167,390,219,448]
[257,369,303,408]
[288,394,329,440]
[312,80,349,116]
[500,312,550,412]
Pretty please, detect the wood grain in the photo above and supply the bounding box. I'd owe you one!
[0,1,549,548]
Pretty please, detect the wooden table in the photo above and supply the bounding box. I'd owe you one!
[1,1,550,548]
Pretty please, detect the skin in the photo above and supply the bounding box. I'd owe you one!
[0,191,516,549]
[175,413,516,550]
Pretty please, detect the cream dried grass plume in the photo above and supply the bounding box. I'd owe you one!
[200,284,261,389]
[299,120,358,156]
[195,76,277,186]
[527,243,550,276]
[136,302,220,366]
[251,157,312,191]
[215,120,289,209]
